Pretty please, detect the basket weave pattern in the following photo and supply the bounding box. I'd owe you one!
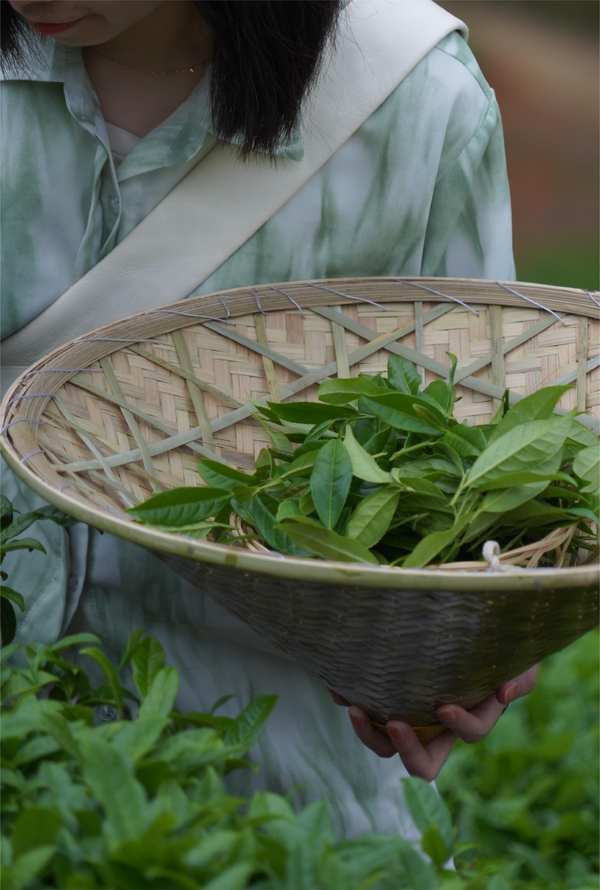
[2,278,598,726]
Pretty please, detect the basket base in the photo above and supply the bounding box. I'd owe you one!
[372,721,446,746]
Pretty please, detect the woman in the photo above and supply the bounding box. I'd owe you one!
[1,0,537,838]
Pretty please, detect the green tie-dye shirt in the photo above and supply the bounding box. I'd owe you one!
[1,27,515,841]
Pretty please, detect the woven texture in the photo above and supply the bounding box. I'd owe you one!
[2,277,598,727]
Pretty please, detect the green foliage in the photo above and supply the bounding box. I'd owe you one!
[1,633,456,890]
[0,496,76,646]
[128,360,598,568]
[437,629,600,889]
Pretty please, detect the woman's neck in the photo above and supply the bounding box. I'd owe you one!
[97,2,210,72]
[82,2,211,139]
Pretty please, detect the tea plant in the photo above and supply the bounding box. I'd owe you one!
[1,631,452,890]
[1,496,75,645]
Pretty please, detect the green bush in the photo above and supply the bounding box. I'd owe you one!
[1,499,598,890]
[1,631,456,890]
[438,630,600,889]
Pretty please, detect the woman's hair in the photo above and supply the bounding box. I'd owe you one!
[0,0,342,158]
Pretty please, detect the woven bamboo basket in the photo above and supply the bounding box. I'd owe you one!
[2,277,599,743]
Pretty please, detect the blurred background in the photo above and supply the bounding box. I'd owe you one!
[438,0,599,291]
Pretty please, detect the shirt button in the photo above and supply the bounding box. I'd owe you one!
[109,193,120,212]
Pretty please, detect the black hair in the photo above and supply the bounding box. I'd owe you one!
[0,0,342,158]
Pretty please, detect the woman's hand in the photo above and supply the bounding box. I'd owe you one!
[328,665,538,782]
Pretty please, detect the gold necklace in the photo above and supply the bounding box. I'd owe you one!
[90,46,208,76]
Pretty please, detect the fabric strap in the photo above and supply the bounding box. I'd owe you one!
[1,0,465,376]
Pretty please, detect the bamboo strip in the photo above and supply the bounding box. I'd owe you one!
[330,307,351,378]
[254,313,281,402]
[172,329,215,451]
[553,355,600,387]
[203,320,314,377]
[489,305,505,410]
[577,317,589,410]
[100,357,156,483]
[38,437,135,511]
[414,302,425,386]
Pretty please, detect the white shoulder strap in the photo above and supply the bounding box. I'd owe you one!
[2,0,465,368]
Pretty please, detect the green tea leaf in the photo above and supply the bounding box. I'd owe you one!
[402,513,472,568]
[276,501,303,522]
[465,413,574,489]
[281,451,319,479]
[363,393,446,436]
[0,494,13,522]
[402,777,454,852]
[298,489,316,516]
[480,485,550,514]
[303,418,336,444]
[197,459,257,491]
[1,537,46,555]
[421,824,450,867]
[250,495,309,556]
[49,633,102,652]
[138,667,179,721]
[117,628,147,671]
[224,695,278,750]
[268,401,358,424]
[0,586,24,611]
[127,487,231,526]
[489,385,573,443]
[81,739,149,840]
[573,446,600,492]
[413,403,448,431]
[132,637,166,699]
[204,862,255,889]
[441,424,486,459]
[387,356,422,396]
[473,471,569,492]
[1,641,20,663]
[347,489,400,548]
[318,375,387,405]
[80,647,124,718]
[3,846,56,890]
[433,442,464,475]
[398,457,462,479]
[423,380,455,414]
[344,426,392,484]
[11,806,63,858]
[310,439,352,530]
[277,518,379,564]
[568,420,600,449]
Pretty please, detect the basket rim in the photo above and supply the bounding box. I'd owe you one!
[2,275,598,592]
[3,449,598,592]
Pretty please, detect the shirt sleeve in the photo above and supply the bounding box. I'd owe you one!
[420,51,516,280]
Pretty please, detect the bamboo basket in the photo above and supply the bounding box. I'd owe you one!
[2,277,599,742]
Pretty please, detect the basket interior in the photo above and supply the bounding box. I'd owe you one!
[2,278,599,533]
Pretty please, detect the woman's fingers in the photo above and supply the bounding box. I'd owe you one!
[347,707,457,778]
[496,664,538,706]
[341,667,540,774]
[386,722,457,781]
[348,707,398,757]
[436,692,504,743]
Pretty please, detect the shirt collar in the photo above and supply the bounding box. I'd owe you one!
[0,39,304,161]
